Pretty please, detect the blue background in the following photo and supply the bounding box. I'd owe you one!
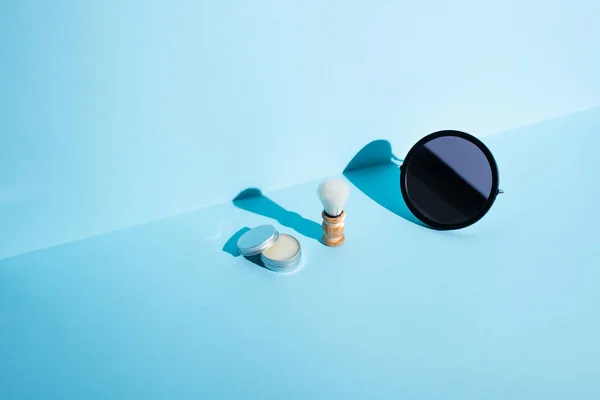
[2,0,600,259]
[1,109,599,399]
[1,1,600,398]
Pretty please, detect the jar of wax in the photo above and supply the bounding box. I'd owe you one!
[237,225,302,271]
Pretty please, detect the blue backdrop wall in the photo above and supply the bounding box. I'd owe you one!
[1,0,599,259]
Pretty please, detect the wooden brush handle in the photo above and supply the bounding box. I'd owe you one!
[322,210,345,247]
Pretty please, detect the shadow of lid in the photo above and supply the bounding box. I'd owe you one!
[222,227,268,268]
[222,227,251,257]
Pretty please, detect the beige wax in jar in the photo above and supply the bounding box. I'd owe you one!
[261,234,300,261]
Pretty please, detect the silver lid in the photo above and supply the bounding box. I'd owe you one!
[237,225,280,257]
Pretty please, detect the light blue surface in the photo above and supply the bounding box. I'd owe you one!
[1,111,599,399]
[2,0,600,259]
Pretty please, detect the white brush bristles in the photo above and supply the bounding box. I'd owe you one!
[317,178,350,217]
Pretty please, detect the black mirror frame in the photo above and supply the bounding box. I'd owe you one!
[399,130,501,230]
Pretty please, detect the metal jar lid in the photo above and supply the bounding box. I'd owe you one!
[237,225,280,257]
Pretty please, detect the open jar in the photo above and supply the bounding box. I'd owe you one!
[236,225,302,271]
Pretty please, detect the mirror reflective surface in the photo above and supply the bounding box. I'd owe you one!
[404,135,495,227]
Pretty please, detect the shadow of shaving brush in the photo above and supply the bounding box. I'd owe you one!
[317,178,350,247]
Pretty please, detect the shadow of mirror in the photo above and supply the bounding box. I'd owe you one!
[344,139,401,171]
[233,189,322,242]
[222,227,264,268]
[343,140,425,227]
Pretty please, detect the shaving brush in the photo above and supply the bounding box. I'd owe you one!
[317,178,350,247]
